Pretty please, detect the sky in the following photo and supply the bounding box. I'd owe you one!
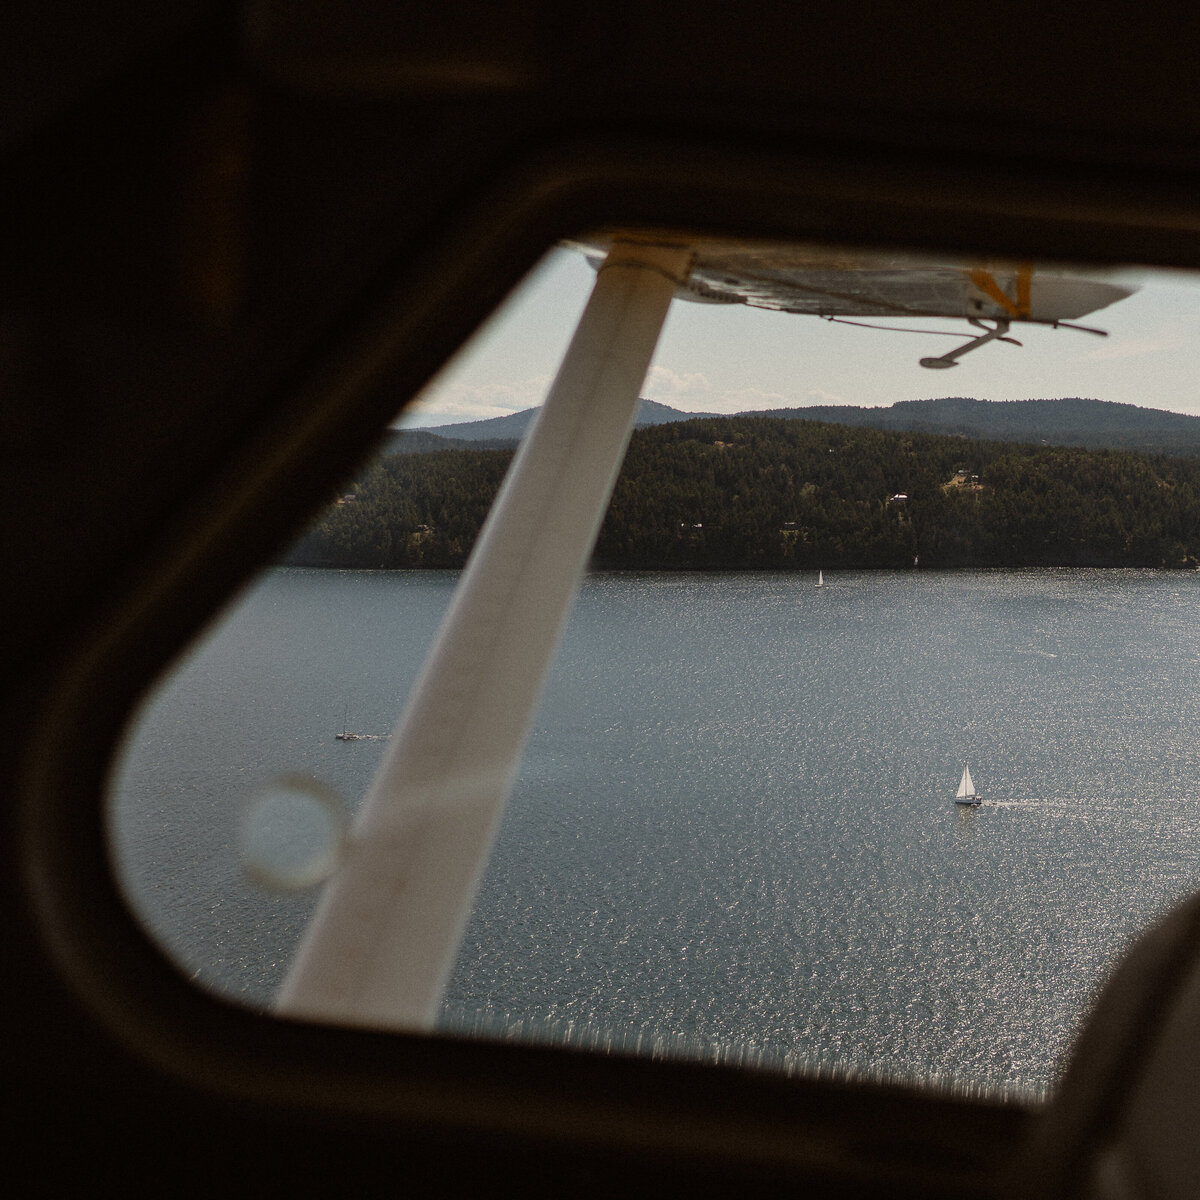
[400,247,1200,427]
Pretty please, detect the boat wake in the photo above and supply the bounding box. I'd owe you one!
[975,796,1195,815]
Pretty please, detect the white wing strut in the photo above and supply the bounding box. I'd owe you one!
[276,240,692,1029]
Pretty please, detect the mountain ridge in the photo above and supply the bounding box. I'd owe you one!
[397,396,1200,456]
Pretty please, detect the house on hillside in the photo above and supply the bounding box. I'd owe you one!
[942,470,983,493]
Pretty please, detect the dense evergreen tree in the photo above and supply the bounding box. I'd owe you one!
[284,417,1200,570]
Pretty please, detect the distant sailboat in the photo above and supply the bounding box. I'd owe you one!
[335,705,362,741]
[817,570,824,587]
[955,765,981,806]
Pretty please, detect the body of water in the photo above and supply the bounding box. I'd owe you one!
[110,567,1200,1097]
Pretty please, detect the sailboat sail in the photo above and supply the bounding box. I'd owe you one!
[955,765,979,804]
[817,570,824,587]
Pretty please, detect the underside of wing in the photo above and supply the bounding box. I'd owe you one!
[567,235,1136,324]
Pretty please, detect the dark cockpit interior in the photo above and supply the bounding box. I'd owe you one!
[9,4,1200,1195]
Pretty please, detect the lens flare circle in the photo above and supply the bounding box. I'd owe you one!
[240,775,346,891]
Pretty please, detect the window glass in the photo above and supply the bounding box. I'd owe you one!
[110,246,1200,1099]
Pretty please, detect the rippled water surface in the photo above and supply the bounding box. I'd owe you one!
[111,568,1200,1096]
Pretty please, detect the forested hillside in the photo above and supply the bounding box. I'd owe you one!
[285,416,1200,570]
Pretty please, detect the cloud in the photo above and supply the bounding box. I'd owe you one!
[643,365,712,401]
[647,367,827,413]
[399,376,552,425]
[803,387,846,405]
[397,367,846,425]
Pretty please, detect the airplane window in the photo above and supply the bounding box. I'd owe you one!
[108,242,1200,1101]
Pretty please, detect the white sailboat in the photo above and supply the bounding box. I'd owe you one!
[955,765,981,806]
[817,570,824,587]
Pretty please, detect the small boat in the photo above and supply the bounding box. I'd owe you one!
[955,765,981,806]
[817,570,824,587]
[336,704,361,741]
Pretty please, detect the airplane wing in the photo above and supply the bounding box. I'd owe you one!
[567,234,1136,324]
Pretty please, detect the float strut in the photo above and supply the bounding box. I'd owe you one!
[919,318,1018,369]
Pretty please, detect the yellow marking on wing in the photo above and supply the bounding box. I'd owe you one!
[1016,264,1032,315]
[968,267,1033,318]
